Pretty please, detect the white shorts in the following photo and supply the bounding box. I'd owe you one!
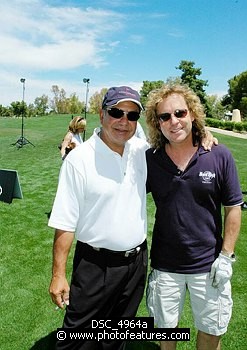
[146,269,233,336]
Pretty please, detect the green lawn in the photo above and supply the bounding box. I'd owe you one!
[0,115,246,349]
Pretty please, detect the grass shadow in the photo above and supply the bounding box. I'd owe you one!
[29,331,56,350]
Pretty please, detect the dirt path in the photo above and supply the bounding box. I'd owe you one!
[206,127,247,140]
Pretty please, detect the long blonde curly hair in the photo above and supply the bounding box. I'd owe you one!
[145,84,206,149]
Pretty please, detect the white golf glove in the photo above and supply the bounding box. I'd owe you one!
[210,253,235,289]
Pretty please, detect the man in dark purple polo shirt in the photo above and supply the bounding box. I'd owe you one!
[145,84,242,350]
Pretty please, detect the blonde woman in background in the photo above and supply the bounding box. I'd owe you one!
[60,116,86,159]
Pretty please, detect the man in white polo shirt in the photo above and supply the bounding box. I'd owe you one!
[48,86,149,350]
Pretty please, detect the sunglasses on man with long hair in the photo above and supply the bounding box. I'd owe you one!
[157,109,188,122]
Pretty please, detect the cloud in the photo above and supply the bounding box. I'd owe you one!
[0,0,128,105]
[0,35,104,70]
[149,13,169,19]
[128,35,144,44]
[0,0,124,71]
[167,29,184,38]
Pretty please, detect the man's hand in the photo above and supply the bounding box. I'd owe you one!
[209,253,234,290]
[202,129,218,151]
[49,275,70,309]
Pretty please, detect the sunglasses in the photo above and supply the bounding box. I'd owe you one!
[157,109,188,122]
[107,108,140,121]
[77,117,85,122]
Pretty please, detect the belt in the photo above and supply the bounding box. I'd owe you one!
[91,240,146,258]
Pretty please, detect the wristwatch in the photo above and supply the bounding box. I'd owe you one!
[221,250,236,261]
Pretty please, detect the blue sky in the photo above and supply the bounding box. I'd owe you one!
[0,0,246,106]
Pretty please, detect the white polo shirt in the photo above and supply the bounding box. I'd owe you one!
[48,128,149,251]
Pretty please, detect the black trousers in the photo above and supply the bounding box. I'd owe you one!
[56,240,148,350]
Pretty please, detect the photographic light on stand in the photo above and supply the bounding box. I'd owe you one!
[83,78,90,141]
[11,78,35,148]
[20,78,25,143]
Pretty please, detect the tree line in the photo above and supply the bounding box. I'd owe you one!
[1,61,246,120]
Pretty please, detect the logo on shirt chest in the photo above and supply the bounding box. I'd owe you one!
[199,171,215,183]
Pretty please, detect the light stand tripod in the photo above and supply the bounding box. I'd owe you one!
[82,78,90,142]
[12,78,35,148]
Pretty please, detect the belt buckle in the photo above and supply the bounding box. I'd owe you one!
[93,247,100,251]
[124,246,140,257]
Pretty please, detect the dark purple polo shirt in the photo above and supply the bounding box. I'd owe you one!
[146,144,242,274]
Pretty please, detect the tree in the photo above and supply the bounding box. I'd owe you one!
[10,101,27,117]
[0,104,12,117]
[68,93,84,114]
[58,88,68,114]
[176,60,213,117]
[222,71,247,119]
[206,95,226,120]
[50,85,59,113]
[26,103,37,118]
[50,86,85,114]
[34,95,49,115]
[89,88,108,114]
[140,80,164,107]
[50,85,68,114]
[165,76,182,86]
[239,97,247,120]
